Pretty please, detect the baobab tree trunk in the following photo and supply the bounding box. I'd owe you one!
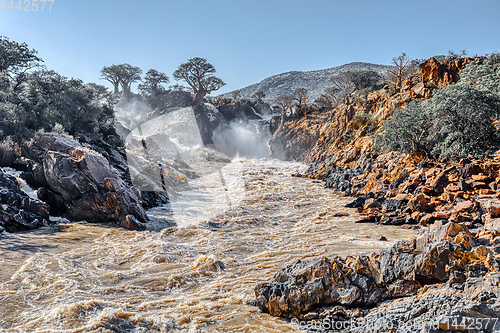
[113,83,120,95]
[193,90,209,105]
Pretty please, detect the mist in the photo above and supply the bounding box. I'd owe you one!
[213,120,272,159]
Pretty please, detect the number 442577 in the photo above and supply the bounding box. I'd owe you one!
[2,0,55,11]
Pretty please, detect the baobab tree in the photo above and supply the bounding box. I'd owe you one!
[118,64,142,99]
[173,57,225,104]
[101,63,142,98]
[323,87,341,107]
[330,72,354,98]
[138,69,169,97]
[100,65,122,95]
[275,94,294,127]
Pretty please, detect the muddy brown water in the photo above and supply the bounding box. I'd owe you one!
[0,159,416,332]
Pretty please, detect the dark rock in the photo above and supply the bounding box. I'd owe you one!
[120,214,146,231]
[255,228,461,318]
[22,134,148,228]
[428,171,449,193]
[382,199,402,212]
[414,241,453,283]
[0,170,51,232]
[379,236,388,241]
[454,163,480,178]
[408,193,430,212]
[458,180,471,192]
[253,224,492,323]
[345,196,366,208]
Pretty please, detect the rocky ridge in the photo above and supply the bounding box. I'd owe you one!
[219,62,392,104]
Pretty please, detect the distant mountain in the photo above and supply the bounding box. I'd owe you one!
[219,62,393,104]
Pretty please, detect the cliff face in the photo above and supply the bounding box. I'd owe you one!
[268,57,471,168]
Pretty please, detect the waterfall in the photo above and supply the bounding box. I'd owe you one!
[0,167,39,200]
[212,118,272,158]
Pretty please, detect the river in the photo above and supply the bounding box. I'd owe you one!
[0,158,416,332]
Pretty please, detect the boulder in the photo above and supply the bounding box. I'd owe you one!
[22,134,148,228]
[408,193,430,212]
[254,223,475,319]
[482,200,500,218]
[381,199,402,213]
[454,200,475,213]
[428,171,449,193]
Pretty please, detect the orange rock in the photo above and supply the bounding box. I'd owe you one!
[394,193,409,201]
[454,231,475,250]
[454,200,474,212]
[484,200,500,218]
[445,184,460,192]
[432,211,451,220]
[479,189,495,195]
[420,214,434,225]
[421,186,433,194]
[429,197,443,209]
[472,173,491,182]
[385,188,400,198]
[410,168,427,180]
[408,193,430,212]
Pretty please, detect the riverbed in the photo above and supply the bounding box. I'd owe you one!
[0,159,416,332]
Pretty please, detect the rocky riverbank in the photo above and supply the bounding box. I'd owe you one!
[254,154,500,332]
[254,55,500,331]
[255,150,500,331]
[255,221,500,332]
[0,133,177,233]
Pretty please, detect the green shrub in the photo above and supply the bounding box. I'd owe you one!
[342,129,355,143]
[377,83,500,160]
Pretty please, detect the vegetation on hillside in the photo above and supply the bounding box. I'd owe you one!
[377,53,500,160]
[0,36,121,145]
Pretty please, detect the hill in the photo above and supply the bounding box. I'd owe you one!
[219,62,393,104]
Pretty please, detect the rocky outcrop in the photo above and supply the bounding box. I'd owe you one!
[21,134,149,229]
[254,222,500,331]
[0,170,51,233]
[267,56,472,167]
[211,98,263,121]
[268,113,328,161]
[420,57,470,88]
[317,152,500,231]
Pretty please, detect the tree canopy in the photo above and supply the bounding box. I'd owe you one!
[173,57,225,104]
[138,69,169,96]
[100,63,142,98]
[0,37,120,145]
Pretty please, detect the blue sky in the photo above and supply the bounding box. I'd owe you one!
[1,0,499,95]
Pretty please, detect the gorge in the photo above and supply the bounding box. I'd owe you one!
[1,53,500,333]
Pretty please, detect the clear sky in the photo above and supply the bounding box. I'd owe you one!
[1,0,499,95]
